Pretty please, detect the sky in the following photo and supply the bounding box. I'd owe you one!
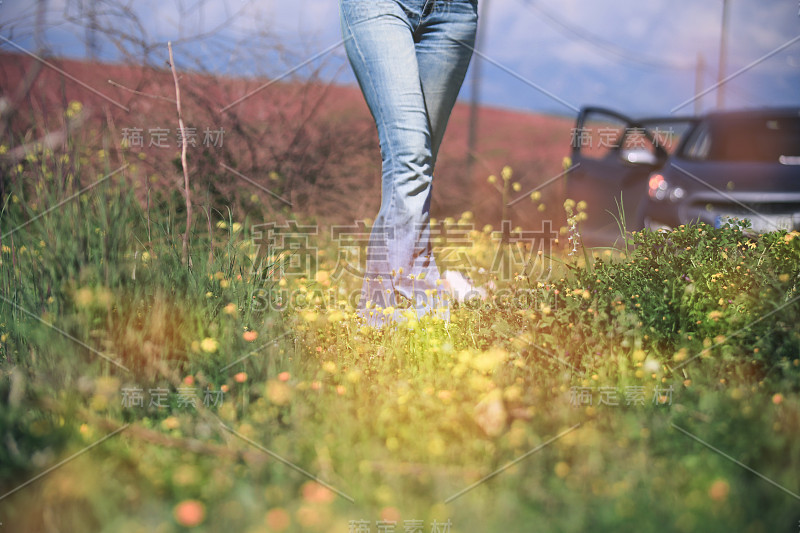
[1,0,798,117]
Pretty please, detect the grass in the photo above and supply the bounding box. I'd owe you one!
[1,135,799,533]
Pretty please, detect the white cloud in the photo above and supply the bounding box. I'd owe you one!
[2,0,795,113]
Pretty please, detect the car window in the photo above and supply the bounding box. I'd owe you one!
[572,113,628,160]
[642,121,696,155]
[683,123,712,160]
[683,114,800,162]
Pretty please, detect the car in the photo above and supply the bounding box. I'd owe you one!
[564,106,800,246]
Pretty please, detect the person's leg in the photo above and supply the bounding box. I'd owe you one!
[411,1,478,294]
[340,0,448,326]
[416,0,479,165]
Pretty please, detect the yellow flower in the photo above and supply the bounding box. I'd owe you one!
[428,436,446,456]
[472,347,508,373]
[162,416,180,430]
[65,101,83,119]
[74,287,94,307]
[554,461,570,478]
[501,165,513,181]
[200,337,219,353]
[487,175,497,184]
[503,385,522,402]
[266,380,292,405]
[512,182,521,191]
[315,270,330,285]
[530,191,541,202]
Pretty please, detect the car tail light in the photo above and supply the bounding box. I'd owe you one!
[648,173,685,202]
[648,173,668,200]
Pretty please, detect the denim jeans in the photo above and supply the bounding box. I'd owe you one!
[340,0,478,326]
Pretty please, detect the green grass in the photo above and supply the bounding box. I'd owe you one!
[1,141,799,533]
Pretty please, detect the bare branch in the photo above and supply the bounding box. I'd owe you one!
[107,79,177,104]
[168,41,192,267]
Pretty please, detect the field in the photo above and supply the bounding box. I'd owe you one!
[1,55,800,533]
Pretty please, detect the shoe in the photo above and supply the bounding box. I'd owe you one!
[442,270,486,302]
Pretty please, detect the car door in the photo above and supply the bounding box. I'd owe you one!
[564,107,669,246]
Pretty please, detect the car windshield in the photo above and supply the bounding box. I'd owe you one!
[683,113,800,162]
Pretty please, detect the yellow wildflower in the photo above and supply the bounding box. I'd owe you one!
[200,337,219,353]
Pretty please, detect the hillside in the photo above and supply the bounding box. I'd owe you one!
[0,51,573,227]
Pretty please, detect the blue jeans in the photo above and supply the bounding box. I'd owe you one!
[340,0,478,326]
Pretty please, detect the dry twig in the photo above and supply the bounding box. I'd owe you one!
[168,41,193,267]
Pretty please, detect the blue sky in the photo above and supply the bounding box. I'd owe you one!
[1,0,798,117]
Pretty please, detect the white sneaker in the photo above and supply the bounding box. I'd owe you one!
[442,270,487,302]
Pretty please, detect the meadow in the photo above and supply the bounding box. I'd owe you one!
[1,108,799,533]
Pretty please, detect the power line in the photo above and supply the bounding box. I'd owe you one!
[524,0,694,71]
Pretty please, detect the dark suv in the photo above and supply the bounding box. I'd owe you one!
[565,106,800,245]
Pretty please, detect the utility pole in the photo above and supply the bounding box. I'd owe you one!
[86,0,100,60]
[465,0,490,183]
[35,0,48,52]
[695,53,705,116]
[717,0,730,109]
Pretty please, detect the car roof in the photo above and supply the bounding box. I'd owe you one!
[703,107,800,121]
[633,107,800,126]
